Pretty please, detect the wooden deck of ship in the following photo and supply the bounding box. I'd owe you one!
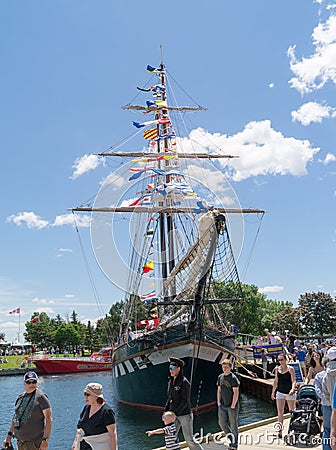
[153,415,322,449]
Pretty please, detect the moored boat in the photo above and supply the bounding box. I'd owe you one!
[33,347,114,374]
[72,55,264,411]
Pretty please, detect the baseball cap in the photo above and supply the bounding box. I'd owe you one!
[24,371,38,382]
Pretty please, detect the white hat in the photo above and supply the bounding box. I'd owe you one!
[271,331,276,335]
[327,347,336,361]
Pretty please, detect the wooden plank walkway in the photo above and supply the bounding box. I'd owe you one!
[153,415,322,449]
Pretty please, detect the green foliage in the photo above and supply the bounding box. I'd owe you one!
[24,312,57,348]
[24,287,336,350]
[298,291,336,335]
[52,323,81,350]
[212,282,295,335]
[269,306,300,334]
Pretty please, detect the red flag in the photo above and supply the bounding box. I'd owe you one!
[30,316,40,323]
[9,307,20,314]
[142,261,154,273]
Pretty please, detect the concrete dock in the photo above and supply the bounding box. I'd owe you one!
[153,415,322,449]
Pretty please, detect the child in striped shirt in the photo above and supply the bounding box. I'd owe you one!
[146,411,181,449]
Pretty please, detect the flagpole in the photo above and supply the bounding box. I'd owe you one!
[18,307,21,343]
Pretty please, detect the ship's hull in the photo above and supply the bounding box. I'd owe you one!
[112,324,235,413]
[33,357,113,374]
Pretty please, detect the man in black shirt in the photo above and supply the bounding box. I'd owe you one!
[164,357,203,450]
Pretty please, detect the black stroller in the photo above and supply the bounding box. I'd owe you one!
[285,385,321,446]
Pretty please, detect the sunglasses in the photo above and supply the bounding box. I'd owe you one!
[278,359,285,361]
[84,392,91,397]
[169,365,178,370]
[25,380,37,385]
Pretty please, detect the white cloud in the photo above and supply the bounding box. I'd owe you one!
[71,154,102,179]
[259,285,284,294]
[185,164,235,206]
[291,101,336,125]
[320,152,336,164]
[7,212,91,229]
[34,307,55,314]
[52,214,90,227]
[268,82,274,88]
[32,297,55,304]
[59,248,72,253]
[288,15,336,94]
[100,172,127,190]
[7,212,49,229]
[180,122,319,181]
[64,294,75,299]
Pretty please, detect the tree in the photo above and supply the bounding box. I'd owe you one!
[24,312,56,348]
[53,323,81,351]
[270,306,300,335]
[85,321,95,353]
[211,282,295,336]
[54,314,65,327]
[298,292,336,335]
[95,301,124,345]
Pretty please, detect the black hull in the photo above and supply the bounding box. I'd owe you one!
[112,325,235,413]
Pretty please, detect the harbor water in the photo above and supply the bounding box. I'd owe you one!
[0,372,276,449]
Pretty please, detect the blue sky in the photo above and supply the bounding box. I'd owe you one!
[0,0,335,343]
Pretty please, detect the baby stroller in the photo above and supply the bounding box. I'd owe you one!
[285,385,321,446]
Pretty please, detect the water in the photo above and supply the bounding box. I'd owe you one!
[0,373,276,449]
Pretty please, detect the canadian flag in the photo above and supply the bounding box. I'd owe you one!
[30,316,40,323]
[9,307,20,314]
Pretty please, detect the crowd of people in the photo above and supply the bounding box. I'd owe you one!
[1,356,242,450]
[6,334,336,450]
[259,332,336,450]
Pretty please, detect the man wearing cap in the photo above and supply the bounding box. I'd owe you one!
[164,357,204,450]
[2,371,52,450]
[217,359,240,450]
[322,347,336,450]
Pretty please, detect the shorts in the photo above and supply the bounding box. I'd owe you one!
[276,391,296,401]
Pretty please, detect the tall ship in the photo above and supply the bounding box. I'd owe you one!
[72,56,263,412]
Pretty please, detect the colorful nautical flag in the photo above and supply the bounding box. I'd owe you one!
[142,196,151,204]
[30,316,40,323]
[129,197,142,206]
[133,120,156,129]
[133,118,171,129]
[140,291,157,302]
[129,167,165,181]
[9,307,20,314]
[146,65,159,73]
[143,128,158,140]
[137,84,166,93]
[142,260,154,273]
[155,100,167,108]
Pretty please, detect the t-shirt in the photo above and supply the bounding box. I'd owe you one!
[14,389,51,441]
[296,350,306,362]
[217,372,240,407]
[77,403,115,450]
[163,422,180,450]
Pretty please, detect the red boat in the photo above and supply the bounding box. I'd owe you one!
[32,347,114,374]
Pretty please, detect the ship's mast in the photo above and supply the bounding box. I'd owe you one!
[158,60,175,302]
